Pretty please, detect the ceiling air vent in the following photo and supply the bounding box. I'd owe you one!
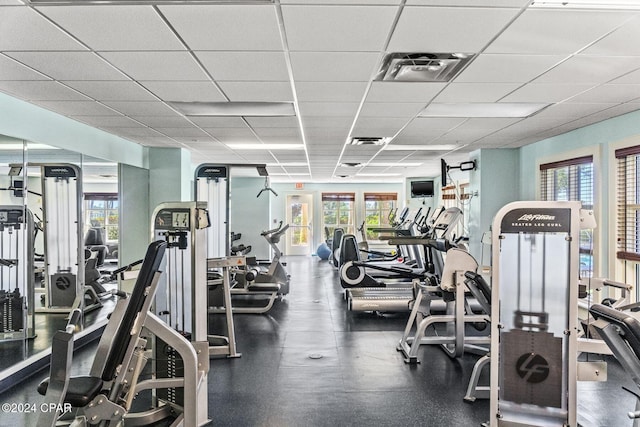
[375,53,474,82]
[348,137,390,146]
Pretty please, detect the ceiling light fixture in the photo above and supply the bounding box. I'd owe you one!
[226,143,304,150]
[419,103,548,118]
[170,101,295,117]
[383,144,457,151]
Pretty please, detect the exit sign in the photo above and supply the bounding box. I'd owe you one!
[295,182,304,189]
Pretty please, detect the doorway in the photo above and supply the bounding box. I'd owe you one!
[285,194,313,255]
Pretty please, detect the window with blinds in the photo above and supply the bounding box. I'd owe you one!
[364,193,397,240]
[539,156,594,277]
[322,193,355,237]
[616,146,640,261]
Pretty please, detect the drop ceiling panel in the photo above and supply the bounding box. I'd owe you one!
[218,81,293,102]
[343,145,382,157]
[611,69,640,84]
[102,101,178,117]
[63,81,157,101]
[37,6,184,51]
[140,81,226,102]
[296,82,368,102]
[366,82,446,103]
[34,100,121,116]
[245,117,299,128]
[0,81,89,101]
[6,52,127,81]
[282,5,397,52]
[501,83,595,103]
[407,0,527,5]
[0,7,86,51]
[71,115,139,128]
[122,136,175,147]
[0,55,49,80]
[392,135,441,145]
[159,5,282,51]
[373,151,415,161]
[189,117,248,128]
[281,0,401,4]
[209,134,259,144]
[486,9,633,55]
[100,52,208,81]
[434,83,522,103]
[535,55,640,84]
[399,117,466,136]
[534,102,618,119]
[203,127,256,139]
[565,84,640,104]
[290,52,380,82]
[253,127,301,137]
[298,102,360,117]
[134,116,193,128]
[454,54,566,83]
[359,102,425,118]
[352,117,408,134]
[388,7,521,52]
[584,16,640,56]
[154,127,210,138]
[196,52,289,82]
[301,116,353,129]
[103,127,163,138]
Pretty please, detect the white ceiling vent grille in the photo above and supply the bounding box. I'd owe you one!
[375,53,474,82]
[348,137,390,146]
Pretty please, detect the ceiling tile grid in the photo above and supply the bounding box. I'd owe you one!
[2,2,640,181]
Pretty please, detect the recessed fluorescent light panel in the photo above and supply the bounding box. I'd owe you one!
[226,143,304,150]
[384,144,457,151]
[530,0,640,9]
[170,101,295,117]
[420,103,548,118]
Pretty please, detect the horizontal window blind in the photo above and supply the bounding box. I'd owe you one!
[364,193,397,201]
[539,156,593,209]
[321,192,355,202]
[616,146,640,261]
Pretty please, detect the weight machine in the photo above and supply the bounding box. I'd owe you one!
[489,201,583,427]
[0,206,36,341]
[152,201,240,359]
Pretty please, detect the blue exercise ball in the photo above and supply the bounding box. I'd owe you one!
[316,243,331,260]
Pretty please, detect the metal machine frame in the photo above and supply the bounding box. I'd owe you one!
[0,205,36,341]
[490,201,581,427]
[152,201,240,359]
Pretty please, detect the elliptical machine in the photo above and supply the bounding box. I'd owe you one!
[247,221,290,294]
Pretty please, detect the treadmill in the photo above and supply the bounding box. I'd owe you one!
[346,207,462,312]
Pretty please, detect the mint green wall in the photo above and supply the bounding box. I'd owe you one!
[0,92,146,168]
[148,147,192,213]
[270,182,404,252]
[230,177,271,259]
[468,149,520,262]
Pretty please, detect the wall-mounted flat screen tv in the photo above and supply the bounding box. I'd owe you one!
[410,180,434,198]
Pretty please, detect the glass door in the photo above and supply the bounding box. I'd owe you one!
[286,194,313,256]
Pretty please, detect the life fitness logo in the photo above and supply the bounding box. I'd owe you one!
[516,353,550,383]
